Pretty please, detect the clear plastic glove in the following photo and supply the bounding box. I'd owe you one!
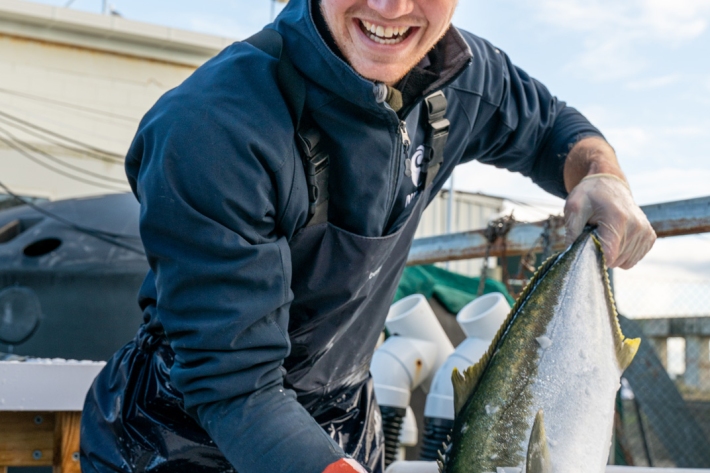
[564,174,656,269]
[323,458,369,473]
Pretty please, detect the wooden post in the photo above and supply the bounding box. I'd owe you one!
[685,335,701,389]
[701,337,710,392]
[54,411,82,473]
[0,411,54,467]
[649,337,669,370]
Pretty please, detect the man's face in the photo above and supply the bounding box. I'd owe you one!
[320,0,458,86]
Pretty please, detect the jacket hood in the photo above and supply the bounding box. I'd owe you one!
[271,0,472,115]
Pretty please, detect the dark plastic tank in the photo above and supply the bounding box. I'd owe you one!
[0,193,147,361]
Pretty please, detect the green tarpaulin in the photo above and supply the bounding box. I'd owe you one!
[395,265,514,314]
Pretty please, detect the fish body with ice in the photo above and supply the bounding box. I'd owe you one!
[440,231,640,473]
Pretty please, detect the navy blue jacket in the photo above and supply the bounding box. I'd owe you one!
[125,0,602,471]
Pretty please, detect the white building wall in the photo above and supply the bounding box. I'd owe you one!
[0,0,229,200]
[415,190,504,277]
[0,34,198,199]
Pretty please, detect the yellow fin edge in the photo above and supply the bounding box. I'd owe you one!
[592,234,642,371]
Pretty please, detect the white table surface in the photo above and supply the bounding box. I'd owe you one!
[386,461,710,473]
[0,359,105,411]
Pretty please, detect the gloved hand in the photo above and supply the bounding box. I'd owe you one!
[323,458,369,473]
[564,173,656,269]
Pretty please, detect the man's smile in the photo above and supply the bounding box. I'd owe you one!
[357,19,415,45]
[321,0,458,85]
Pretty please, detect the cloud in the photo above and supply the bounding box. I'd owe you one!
[638,0,710,41]
[535,0,710,80]
[625,74,682,90]
[604,126,651,161]
[566,37,646,81]
[538,0,710,41]
[592,121,710,174]
[628,167,710,204]
[455,160,565,207]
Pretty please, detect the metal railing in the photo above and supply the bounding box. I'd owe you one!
[407,196,710,266]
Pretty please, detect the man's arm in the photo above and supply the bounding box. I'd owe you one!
[453,34,656,268]
[563,136,623,188]
[563,136,656,269]
[125,85,345,473]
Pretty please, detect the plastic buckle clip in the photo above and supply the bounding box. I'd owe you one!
[421,91,450,189]
[298,127,330,221]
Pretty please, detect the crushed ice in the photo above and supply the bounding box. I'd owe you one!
[536,336,552,349]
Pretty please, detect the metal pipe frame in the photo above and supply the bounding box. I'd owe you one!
[407,196,710,266]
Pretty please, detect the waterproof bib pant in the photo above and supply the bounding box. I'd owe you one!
[80,184,433,473]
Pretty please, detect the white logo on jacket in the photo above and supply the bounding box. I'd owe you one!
[410,145,425,186]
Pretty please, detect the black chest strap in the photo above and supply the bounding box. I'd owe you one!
[246,30,450,224]
[420,91,450,190]
[244,29,329,227]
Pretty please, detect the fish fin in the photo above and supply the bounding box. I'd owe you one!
[592,234,642,371]
[525,410,552,473]
[617,337,641,371]
[452,363,485,417]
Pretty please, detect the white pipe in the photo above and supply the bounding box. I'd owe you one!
[386,462,710,473]
[424,293,509,419]
[386,461,437,473]
[423,337,492,419]
[456,292,511,339]
[395,406,419,462]
[386,295,454,392]
[399,406,419,447]
[371,336,437,408]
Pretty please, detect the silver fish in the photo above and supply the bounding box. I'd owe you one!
[441,230,640,473]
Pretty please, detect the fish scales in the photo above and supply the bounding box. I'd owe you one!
[443,231,639,473]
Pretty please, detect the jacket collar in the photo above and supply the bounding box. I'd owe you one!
[272,0,472,114]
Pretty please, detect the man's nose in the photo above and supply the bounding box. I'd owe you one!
[366,0,414,19]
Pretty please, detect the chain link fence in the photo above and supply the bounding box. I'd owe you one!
[611,277,710,467]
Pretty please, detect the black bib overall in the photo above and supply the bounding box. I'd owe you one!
[80,181,432,473]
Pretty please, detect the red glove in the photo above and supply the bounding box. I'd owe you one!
[323,458,369,473]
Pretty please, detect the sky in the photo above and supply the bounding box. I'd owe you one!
[36,0,710,204]
[27,0,710,314]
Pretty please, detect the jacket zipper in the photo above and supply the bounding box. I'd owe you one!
[400,120,411,154]
[381,57,471,230]
[383,120,411,232]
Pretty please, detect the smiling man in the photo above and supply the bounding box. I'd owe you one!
[80,1,655,473]
[320,0,458,84]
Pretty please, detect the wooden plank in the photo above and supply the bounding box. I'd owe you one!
[54,411,82,473]
[0,411,55,466]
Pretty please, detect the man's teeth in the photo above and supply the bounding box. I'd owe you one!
[361,20,411,44]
